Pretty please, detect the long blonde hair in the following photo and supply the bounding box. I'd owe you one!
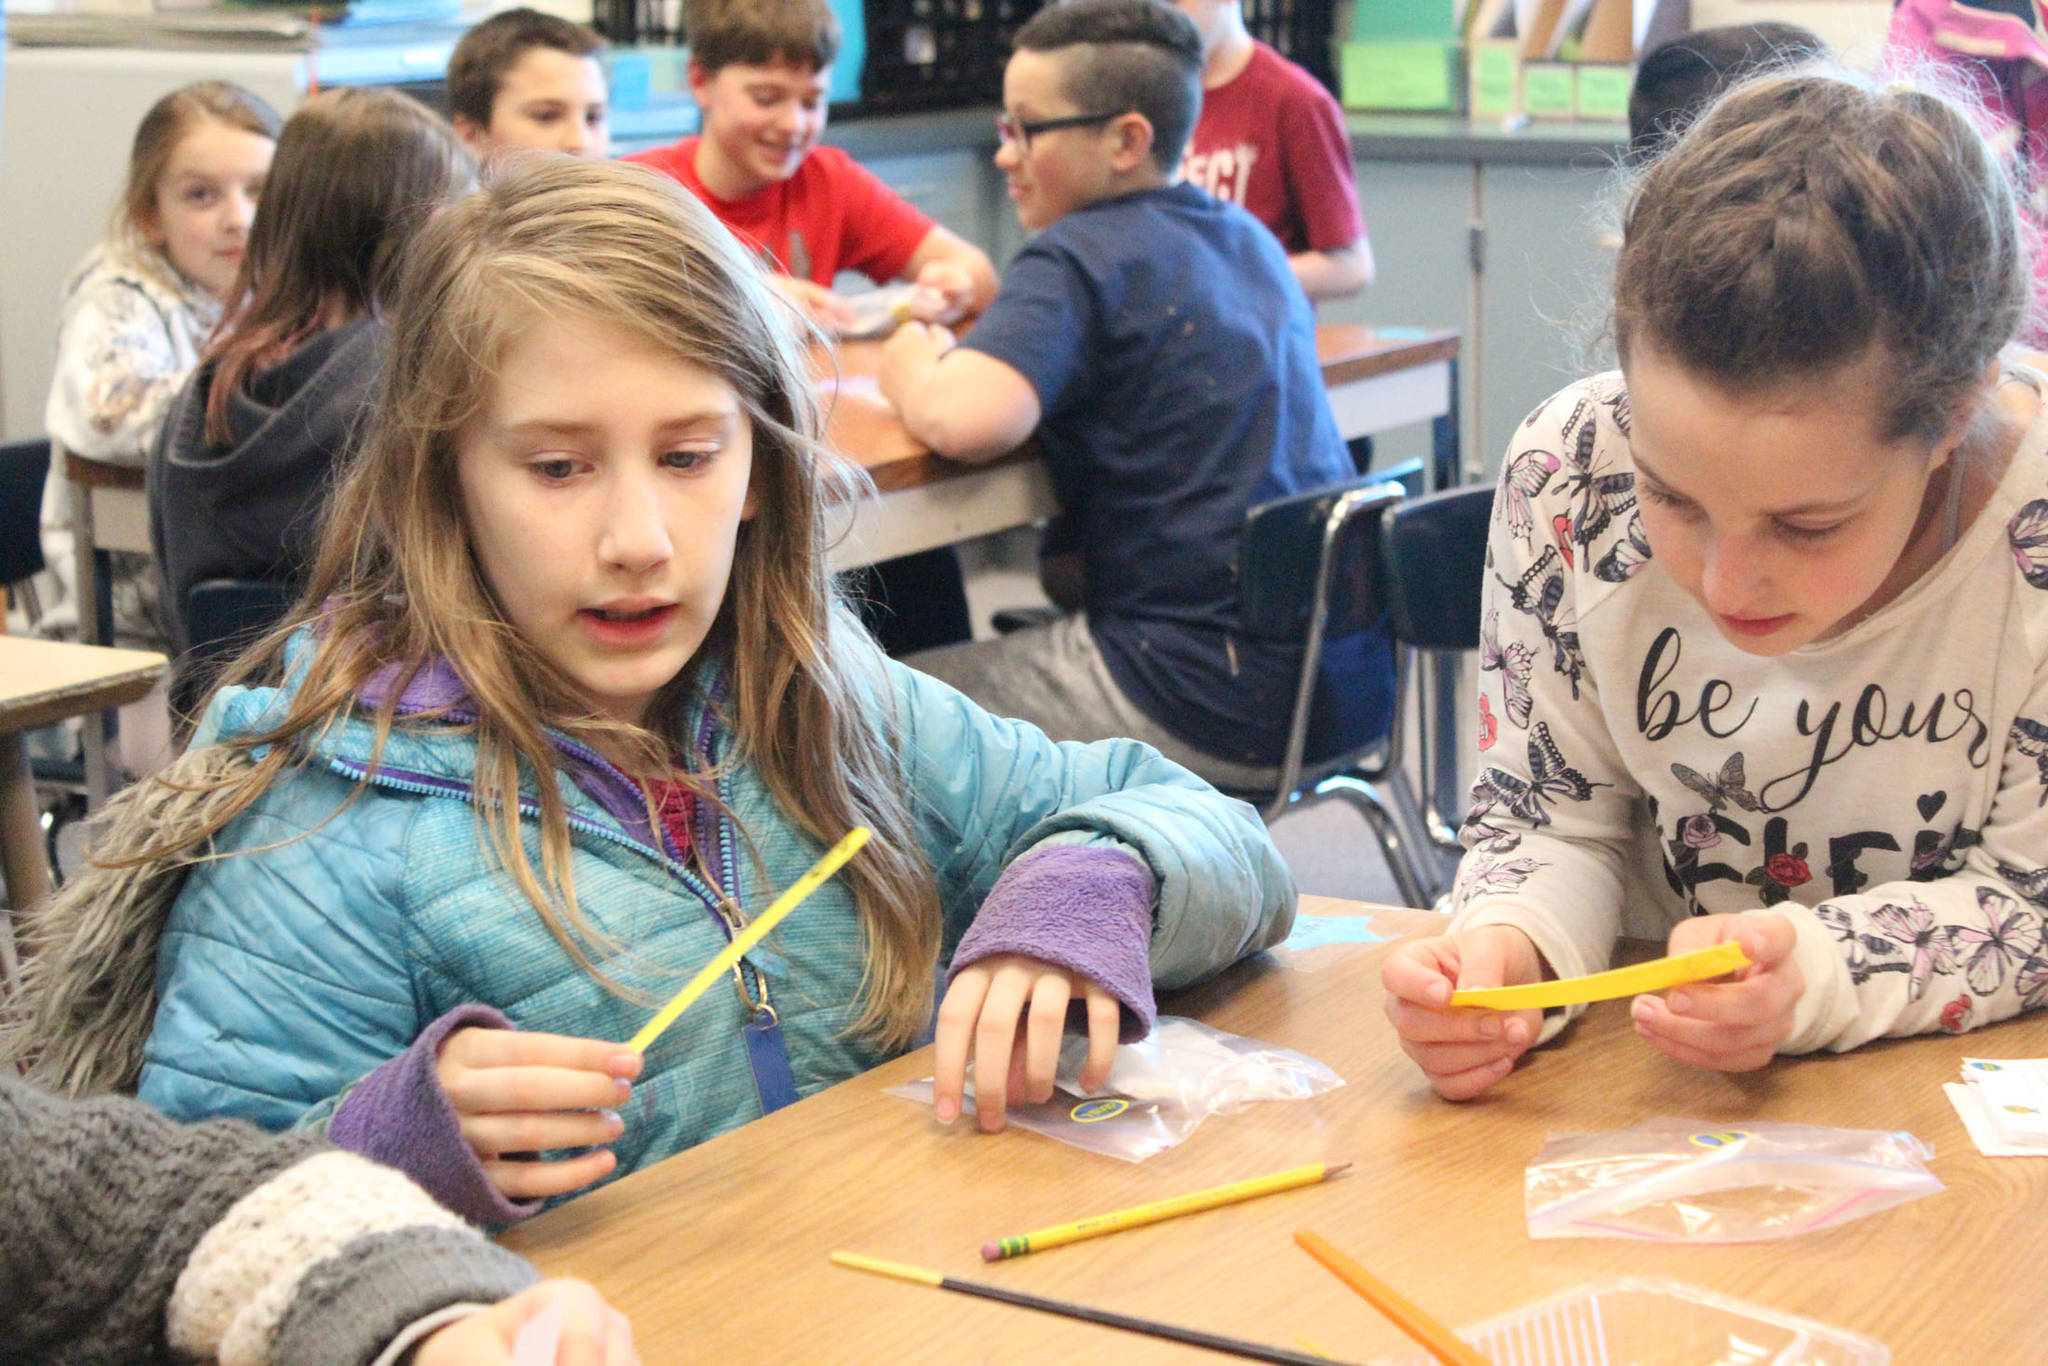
[142,159,943,1047]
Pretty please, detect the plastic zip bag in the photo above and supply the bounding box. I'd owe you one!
[887,1017,1343,1161]
[1525,1118,1942,1242]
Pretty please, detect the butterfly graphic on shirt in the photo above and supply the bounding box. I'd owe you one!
[1952,885,2045,995]
[2010,717,2048,801]
[1670,752,1761,815]
[1995,858,2048,908]
[1497,546,1587,697]
[1593,508,1653,584]
[1814,901,1904,986]
[2010,498,2048,590]
[1479,609,1535,729]
[1466,721,1605,829]
[1867,897,1957,1001]
[1498,447,1561,544]
[1459,854,1544,899]
[1556,398,1638,552]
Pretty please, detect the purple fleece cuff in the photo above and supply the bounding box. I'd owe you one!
[328,1003,542,1227]
[948,846,1159,1042]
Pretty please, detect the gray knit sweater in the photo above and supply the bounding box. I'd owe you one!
[1,1076,537,1365]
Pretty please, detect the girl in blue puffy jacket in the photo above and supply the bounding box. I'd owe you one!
[7,157,1295,1224]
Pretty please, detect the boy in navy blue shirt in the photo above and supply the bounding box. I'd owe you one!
[879,0,1391,786]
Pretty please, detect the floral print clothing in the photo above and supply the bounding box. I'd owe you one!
[1451,369,2048,1055]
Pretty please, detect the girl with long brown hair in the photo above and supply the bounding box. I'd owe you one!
[10,157,1292,1223]
[1386,68,2048,1098]
[148,86,470,661]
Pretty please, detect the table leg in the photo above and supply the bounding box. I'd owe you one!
[0,730,54,977]
[67,478,115,803]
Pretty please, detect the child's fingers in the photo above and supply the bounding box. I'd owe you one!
[443,1028,642,1078]
[972,967,1034,1132]
[1421,1051,1517,1101]
[444,1064,633,1118]
[1021,970,1073,1104]
[1383,996,1526,1046]
[930,967,992,1123]
[1077,984,1121,1092]
[1380,943,1457,1008]
[484,1147,618,1200]
[1632,995,1786,1068]
[460,1108,623,1158]
[1634,1019,1778,1073]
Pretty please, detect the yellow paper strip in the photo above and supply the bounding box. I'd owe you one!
[625,826,871,1053]
[1448,940,1751,1012]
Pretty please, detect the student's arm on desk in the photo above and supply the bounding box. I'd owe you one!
[1290,238,1374,304]
[879,321,1041,461]
[900,225,999,323]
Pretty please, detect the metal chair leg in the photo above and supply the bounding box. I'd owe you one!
[1312,773,1433,910]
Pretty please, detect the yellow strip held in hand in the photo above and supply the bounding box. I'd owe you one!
[1448,940,1751,1012]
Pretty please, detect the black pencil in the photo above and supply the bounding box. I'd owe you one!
[831,1251,1355,1365]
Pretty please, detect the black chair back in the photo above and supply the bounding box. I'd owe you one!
[176,578,301,717]
[1379,484,1493,651]
[0,439,52,588]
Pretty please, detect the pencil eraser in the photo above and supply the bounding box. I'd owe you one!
[980,1242,1001,1261]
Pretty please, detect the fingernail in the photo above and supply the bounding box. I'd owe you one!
[1668,991,1691,1014]
[935,1098,956,1123]
[601,1109,623,1134]
[608,1053,642,1077]
[1505,1018,1528,1046]
[1429,982,1451,1007]
[612,1078,632,1103]
[1479,1015,1502,1039]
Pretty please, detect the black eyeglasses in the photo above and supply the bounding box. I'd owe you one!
[995,110,1122,147]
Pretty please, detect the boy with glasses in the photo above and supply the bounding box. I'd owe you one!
[880,0,1393,787]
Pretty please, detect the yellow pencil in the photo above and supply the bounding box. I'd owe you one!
[625,826,871,1053]
[982,1161,1351,1261]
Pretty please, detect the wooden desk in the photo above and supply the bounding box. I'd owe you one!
[61,449,150,800]
[822,325,1462,570]
[0,635,165,973]
[501,897,2047,1362]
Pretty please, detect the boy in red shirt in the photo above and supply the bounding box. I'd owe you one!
[628,0,997,332]
[1172,0,1371,303]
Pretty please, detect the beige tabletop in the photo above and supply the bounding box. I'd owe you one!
[501,896,2048,1363]
[0,635,166,732]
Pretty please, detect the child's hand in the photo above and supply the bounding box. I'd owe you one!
[931,952,1121,1133]
[909,260,975,325]
[435,1028,643,1200]
[1632,912,1803,1072]
[878,321,954,406]
[414,1277,639,1365]
[1381,926,1547,1100]
[771,275,857,334]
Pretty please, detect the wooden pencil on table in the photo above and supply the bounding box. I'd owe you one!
[982,1160,1351,1260]
[832,1252,1361,1366]
[1294,1231,1491,1366]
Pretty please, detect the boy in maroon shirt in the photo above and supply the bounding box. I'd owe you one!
[1172,0,1372,302]
[628,0,996,332]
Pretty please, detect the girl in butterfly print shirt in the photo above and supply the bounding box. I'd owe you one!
[1383,69,2048,1100]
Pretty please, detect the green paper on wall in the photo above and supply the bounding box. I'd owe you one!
[1340,41,1461,112]
[1469,41,1519,116]
[1349,0,1457,41]
[1576,63,1631,121]
[1522,61,1576,118]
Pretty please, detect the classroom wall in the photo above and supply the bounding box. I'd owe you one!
[1688,0,1894,66]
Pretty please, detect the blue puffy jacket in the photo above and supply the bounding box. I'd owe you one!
[138,643,1295,1185]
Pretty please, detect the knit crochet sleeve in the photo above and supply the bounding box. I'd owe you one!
[0,1076,535,1366]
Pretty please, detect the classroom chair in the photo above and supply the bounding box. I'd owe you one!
[0,439,49,626]
[176,579,300,721]
[1233,474,1491,907]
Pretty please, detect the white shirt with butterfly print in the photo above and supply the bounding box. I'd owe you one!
[1452,369,2048,1054]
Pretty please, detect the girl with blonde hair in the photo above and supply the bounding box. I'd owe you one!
[8,157,1292,1223]
[1385,69,2048,1098]
[41,81,280,646]
[149,86,471,669]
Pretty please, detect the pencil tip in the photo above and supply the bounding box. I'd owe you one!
[1325,1160,1353,1177]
